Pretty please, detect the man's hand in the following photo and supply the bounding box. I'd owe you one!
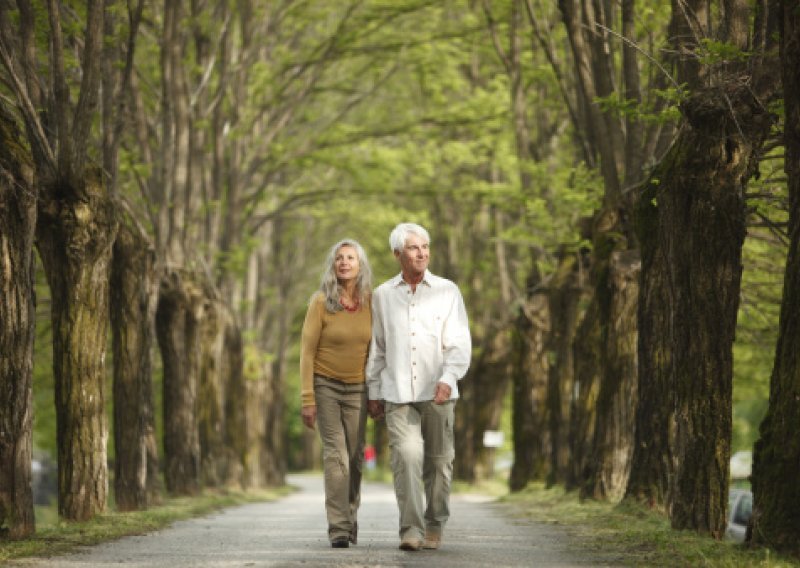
[368,399,385,420]
[433,382,452,404]
[301,405,317,429]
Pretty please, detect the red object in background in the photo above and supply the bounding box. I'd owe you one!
[364,444,376,469]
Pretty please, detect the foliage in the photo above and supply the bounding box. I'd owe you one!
[733,147,788,453]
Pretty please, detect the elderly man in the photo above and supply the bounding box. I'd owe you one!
[366,222,471,552]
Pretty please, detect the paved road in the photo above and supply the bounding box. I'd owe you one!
[12,474,615,567]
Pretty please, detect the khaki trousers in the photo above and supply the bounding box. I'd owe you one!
[314,376,367,541]
[385,400,455,541]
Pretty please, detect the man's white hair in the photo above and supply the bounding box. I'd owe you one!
[389,223,430,252]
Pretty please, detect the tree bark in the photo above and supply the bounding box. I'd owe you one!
[545,250,583,486]
[261,362,286,487]
[156,269,202,496]
[198,295,227,488]
[458,332,513,481]
[510,265,551,490]
[558,0,622,199]
[633,83,776,535]
[750,0,800,554]
[582,246,640,502]
[221,319,247,487]
[625,174,674,509]
[566,294,600,491]
[243,344,267,488]
[110,218,159,511]
[36,168,117,521]
[0,106,37,539]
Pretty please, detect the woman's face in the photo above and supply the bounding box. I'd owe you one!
[335,245,360,282]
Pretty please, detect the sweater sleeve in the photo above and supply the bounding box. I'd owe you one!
[300,293,324,407]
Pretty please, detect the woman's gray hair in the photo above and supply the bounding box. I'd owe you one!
[389,223,430,252]
[318,238,372,312]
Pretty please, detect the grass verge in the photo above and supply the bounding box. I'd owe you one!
[0,486,292,563]
[501,482,799,567]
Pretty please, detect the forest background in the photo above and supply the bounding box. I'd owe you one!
[1,0,798,557]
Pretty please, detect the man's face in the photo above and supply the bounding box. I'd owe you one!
[395,233,430,278]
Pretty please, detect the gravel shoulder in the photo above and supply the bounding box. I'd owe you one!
[10,473,619,567]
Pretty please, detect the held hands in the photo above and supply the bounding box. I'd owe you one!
[367,399,385,420]
[301,405,317,429]
[434,382,451,404]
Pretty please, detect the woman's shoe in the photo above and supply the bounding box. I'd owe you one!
[331,536,350,548]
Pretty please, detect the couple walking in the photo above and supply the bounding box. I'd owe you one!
[299,222,472,551]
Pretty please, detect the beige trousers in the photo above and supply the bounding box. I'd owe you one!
[314,376,367,541]
[385,400,455,541]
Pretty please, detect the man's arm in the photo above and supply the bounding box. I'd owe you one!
[438,286,472,394]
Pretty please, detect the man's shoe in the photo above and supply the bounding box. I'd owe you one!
[331,536,350,548]
[423,532,441,550]
[399,537,423,551]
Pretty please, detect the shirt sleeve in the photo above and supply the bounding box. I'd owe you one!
[365,290,386,400]
[439,286,471,390]
[300,294,323,407]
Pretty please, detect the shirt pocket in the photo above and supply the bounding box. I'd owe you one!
[419,307,447,342]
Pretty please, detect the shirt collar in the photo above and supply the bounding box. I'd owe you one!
[391,269,432,288]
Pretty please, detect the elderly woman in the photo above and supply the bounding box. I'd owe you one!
[300,238,372,549]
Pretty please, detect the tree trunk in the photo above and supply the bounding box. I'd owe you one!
[156,269,202,496]
[582,246,640,502]
[750,1,800,554]
[198,295,227,488]
[110,219,159,511]
[454,370,476,482]
[243,344,266,489]
[221,319,247,488]
[0,108,37,539]
[510,265,551,490]
[566,296,600,491]
[457,332,512,481]
[261,363,286,487]
[545,249,583,487]
[635,84,776,535]
[36,168,117,521]
[625,176,673,509]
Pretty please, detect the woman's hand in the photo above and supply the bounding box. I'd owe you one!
[301,405,317,429]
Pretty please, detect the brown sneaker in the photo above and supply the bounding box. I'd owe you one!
[423,532,441,550]
[399,537,423,551]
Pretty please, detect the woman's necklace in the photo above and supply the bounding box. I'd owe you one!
[340,295,359,312]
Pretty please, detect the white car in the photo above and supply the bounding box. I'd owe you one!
[725,488,752,542]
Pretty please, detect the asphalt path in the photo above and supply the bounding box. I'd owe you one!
[12,474,616,567]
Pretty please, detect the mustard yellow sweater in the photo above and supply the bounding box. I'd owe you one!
[300,292,372,407]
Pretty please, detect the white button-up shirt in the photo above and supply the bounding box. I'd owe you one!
[366,270,471,403]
